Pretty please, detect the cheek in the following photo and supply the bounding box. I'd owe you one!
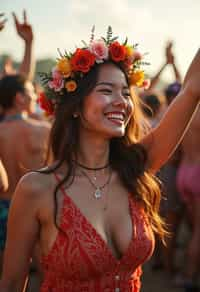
[81,104,102,127]
[83,95,111,118]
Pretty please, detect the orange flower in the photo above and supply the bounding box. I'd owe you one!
[57,58,72,77]
[65,80,77,92]
[109,41,126,62]
[129,70,145,87]
[125,46,134,57]
[71,48,96,73]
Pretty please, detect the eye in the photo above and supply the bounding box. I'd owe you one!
[99,88,112,94]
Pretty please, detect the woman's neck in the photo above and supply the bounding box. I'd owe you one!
[77,134,110,169]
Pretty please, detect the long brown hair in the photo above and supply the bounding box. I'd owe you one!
[42,61,166,242]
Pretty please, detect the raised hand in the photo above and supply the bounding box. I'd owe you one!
[0,13,7,31]
[165,41,174,64]
[12,10,33,43]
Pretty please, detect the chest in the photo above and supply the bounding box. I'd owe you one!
[40,192,154,284]
[40,173,154,265]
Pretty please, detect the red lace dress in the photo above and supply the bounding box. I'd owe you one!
[40,177,155,292]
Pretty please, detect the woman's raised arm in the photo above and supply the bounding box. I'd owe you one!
[141,49,200,173]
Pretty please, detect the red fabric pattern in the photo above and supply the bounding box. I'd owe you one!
[40,179,154,291]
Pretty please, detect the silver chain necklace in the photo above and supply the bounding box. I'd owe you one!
[80,168,112,199]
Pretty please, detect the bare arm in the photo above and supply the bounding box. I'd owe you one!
[13,11,35,81]
[167,41,182,82]
[148,41,171,90]
[0,174,40,292]
[148,62,167,91]
[172,62,182,83]
[0,160,8,192]
[141,49,200,173]
[149,41,182,91]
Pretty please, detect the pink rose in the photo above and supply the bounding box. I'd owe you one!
[51,67,62,79]
[133,51,142,61]
[48,79,64,92]
[89,39,109,63]
[48,68,64,92]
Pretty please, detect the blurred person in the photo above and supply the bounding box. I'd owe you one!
[176,106,200,292]
[0,10,35,81]
[141,42,184,277]
[158,81,184,276]
[0,160,8,193]
[1,57,17,77]
[148,41,182,91]
[141,93,163,128]
[0,74,50,273]
[0,28,199,292]
[139,40,181,128]
[0,160,8,274]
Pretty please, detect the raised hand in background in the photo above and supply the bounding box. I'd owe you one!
[12,10,35,80]
[12,10,33,43]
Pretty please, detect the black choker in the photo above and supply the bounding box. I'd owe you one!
[74,161,109,171]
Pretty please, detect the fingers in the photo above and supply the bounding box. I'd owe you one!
[12,10,28,26]
[23,9,27,24]
[12,12,19,27]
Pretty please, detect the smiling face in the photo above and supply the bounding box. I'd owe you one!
[79,62,134,140]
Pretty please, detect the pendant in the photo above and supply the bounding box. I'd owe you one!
[94,188,102,199]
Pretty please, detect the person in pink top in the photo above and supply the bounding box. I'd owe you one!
[0,28,200,292]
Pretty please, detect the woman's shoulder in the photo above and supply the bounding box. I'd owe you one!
[14,168,55,204]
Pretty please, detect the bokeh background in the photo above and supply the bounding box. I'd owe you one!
[1,0,200,83]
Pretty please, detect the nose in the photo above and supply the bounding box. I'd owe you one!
[112,92,128,108]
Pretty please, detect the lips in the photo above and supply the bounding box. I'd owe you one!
[104,111,126,124]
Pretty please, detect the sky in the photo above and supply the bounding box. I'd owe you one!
[1,0,200,82]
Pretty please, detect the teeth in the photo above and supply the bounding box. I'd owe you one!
[106,113,124,121]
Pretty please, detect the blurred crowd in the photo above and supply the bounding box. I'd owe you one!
[0,11,199,292]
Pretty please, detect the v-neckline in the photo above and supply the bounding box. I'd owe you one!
[61,191,136,264]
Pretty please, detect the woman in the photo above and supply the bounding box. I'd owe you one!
[0,29,199,292]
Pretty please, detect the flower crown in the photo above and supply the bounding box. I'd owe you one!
[38,26,150,116]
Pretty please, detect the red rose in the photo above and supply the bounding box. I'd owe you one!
[37,92,54,115]
[71,48,96,73]
[109,41,126,62]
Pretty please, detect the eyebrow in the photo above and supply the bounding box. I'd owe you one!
[96,82,129,89]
